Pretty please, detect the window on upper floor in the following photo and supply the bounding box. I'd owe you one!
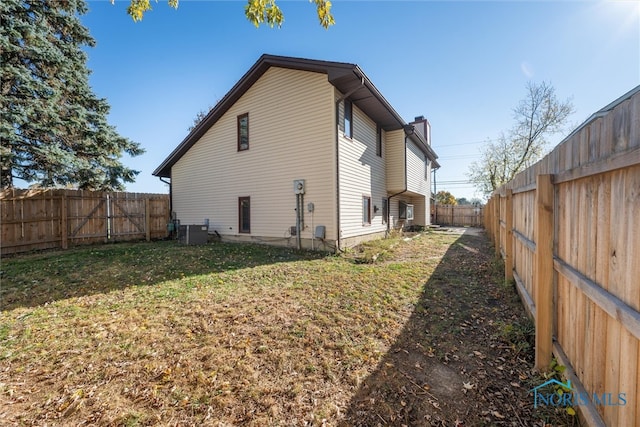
[237,113,249,151]
[344,100,353,139]
[362,195,371,225]
[376,125,382,157]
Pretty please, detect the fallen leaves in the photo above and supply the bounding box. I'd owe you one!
[57,388,84,417]
[1,237,440,425]
[491,410,506,419]
[0,233,578,426]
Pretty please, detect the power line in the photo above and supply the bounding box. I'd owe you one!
[437,180,475,184]
[432,137,501,148]
[437,154,480,160]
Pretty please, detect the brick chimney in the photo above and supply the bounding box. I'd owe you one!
[410,115,431,145]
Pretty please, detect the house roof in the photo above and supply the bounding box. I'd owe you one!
[153,54,439,178]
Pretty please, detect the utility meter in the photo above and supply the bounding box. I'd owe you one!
[293,179,305,194]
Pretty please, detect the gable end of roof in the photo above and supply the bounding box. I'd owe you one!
[153,54,430,177]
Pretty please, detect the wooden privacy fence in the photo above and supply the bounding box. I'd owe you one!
[485,86,640,427]
[434,204,483,227]
[1,189,170,256]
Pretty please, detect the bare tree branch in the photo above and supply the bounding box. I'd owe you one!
[468,82,574,196]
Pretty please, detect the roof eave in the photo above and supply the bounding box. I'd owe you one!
[153,55,360,178]
[153,54,439,177]
[153,56,277,177]
[352,66,406,132]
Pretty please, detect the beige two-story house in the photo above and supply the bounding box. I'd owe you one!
[153,55,439,251]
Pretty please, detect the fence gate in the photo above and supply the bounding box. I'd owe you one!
[67,191,108,245]
[108,193,146,241]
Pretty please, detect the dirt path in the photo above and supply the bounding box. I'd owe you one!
[340,229,571,426]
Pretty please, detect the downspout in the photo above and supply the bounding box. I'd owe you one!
[334,77,364,252]
[386,126,412,234]
[432,168,437,224]
[159,176,172,230]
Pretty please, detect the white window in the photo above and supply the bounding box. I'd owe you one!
[399,202,414,220]
[362,196,371,225]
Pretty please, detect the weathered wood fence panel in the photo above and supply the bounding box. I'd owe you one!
[67,190,108,245]
[0,189,169,256]
[434,205,483,226]
[485,85,640,427]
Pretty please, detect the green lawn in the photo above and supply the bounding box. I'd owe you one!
[0,233,574,426]
[0,235,452,425]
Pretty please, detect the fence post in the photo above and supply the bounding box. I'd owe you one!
[534,174,554,371]
[145,197,151,242]
[487,200,492,246]
[484,198,491,234]
[493,195,500,257]
[61,191,68,250]
[504,189,513,282]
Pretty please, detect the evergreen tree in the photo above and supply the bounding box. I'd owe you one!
[0,0,144,190]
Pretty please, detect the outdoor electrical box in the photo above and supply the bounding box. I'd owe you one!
[314,225,325,239]
[293,179,306,194]
[178,225,208,245]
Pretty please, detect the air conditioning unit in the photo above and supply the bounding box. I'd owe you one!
[178,225,209,245]
[293,179,305,194]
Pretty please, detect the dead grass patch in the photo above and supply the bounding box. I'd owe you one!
[0,236,443,425]
[1,233,576,426]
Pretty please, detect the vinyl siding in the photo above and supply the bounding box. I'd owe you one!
[412,194,427,226]
[389,193,428,228]
[385,129,405,194]
[406,140,430,195]
[407,139,432,226]
[337,92,387,241]
[171,67,336,242]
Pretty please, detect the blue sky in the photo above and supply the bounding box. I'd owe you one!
[77,0,639,199]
